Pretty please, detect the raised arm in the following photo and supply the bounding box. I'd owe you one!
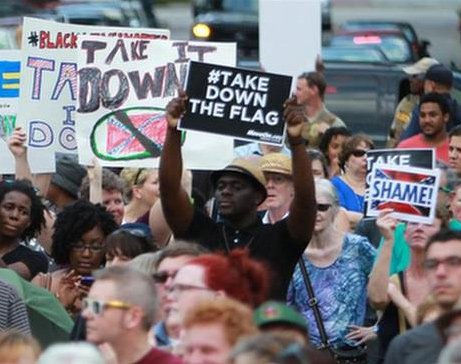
[87,159,102,204]
[7,126,51,196]
[159,92,194,237]
[8,127,33,181]
[368,209,398,310]
[284,97,316,244]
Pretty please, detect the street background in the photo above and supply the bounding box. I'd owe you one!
[155,0,461,68]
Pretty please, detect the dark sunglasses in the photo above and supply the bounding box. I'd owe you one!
[152,271,177,284]
[317,203,331,212]
[351,149,367,158]
[114,228,150,239]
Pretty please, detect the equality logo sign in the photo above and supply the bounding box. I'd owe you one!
[367,163,440,224]
[179,61,292,146]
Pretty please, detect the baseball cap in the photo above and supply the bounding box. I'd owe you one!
[51,154,87,199]
[260,153,292,176]
[210,158,267,202]
[254,301,308,333]
[425,64,453,87]
[402,57,439,75]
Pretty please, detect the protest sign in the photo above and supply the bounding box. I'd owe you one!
[0,50,55,174]
[364,148,435,217]
[179,61,291,145]
[260,0,321,80]
[17,17,170,163]
[76,36,236,169]
[367,163,440,224]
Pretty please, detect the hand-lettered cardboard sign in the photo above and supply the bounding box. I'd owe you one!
[367,163,440,224]
[364,148,435,217]
[179,61,292,145]
[76,36,236,169]
[0,50,55,174]
[17,17,170,163]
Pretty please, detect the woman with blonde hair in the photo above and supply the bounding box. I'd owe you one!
[120,168,160,224]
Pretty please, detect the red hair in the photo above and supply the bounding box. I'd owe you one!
[188,249,269,307]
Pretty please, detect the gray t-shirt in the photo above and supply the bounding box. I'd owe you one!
[384,322,443,364]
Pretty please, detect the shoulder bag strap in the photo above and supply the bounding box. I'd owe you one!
[298,257,330,349]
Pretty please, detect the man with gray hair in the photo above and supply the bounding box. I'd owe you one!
[82,266,181,364]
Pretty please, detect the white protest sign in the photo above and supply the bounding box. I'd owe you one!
[17,17,170,163]
[259,0,321,79]
[76,36,236,169]
[367,163,440,224]
[0,50,55,174]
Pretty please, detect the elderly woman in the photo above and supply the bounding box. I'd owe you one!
[331,134,374,228]
[287,179,376,351]
[120,168,159,224]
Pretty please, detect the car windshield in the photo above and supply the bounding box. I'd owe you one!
[220,0,258,13]
[331,35,412,63]
[322,47,387,63]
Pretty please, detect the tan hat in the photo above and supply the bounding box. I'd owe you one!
[260,153,292,176]
[210,158,267,202]
[402,57,439,75]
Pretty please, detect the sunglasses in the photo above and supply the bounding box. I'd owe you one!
[351,149,367,158]
[114,228,150,239]
[82,298,131,316]
[152,270,177,284]
[133,168,146,186]
[317,203,331,212]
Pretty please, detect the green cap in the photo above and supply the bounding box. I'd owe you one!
[254,301,308,332]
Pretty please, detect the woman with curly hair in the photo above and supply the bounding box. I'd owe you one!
[0,179,47,280]
[32,200,117,314]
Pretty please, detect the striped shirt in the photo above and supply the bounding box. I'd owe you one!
[0,279,31,334]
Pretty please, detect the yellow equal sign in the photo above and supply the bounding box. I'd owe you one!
[2,72,20,89]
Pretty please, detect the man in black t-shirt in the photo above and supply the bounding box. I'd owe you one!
[159,93,316,300]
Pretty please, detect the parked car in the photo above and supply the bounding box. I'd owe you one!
[339,20,430,58]
[329,31,418,64]
[322,46,390,63]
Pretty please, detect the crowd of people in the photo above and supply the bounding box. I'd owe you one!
[2,56,461,364]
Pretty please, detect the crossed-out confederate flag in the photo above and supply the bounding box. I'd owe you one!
[106,112,167,156]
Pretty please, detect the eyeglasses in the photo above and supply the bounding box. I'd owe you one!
[167,283,211,296]
[152,270,178,284]
[265,174,290,185]
[424,256,461,271]
[350,149,367,158]
[317,203,331,212]
[82,298,131,316]
[71,242,105,252]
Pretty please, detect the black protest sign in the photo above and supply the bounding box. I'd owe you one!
[364,148,435,217]
[178,61,292,145]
